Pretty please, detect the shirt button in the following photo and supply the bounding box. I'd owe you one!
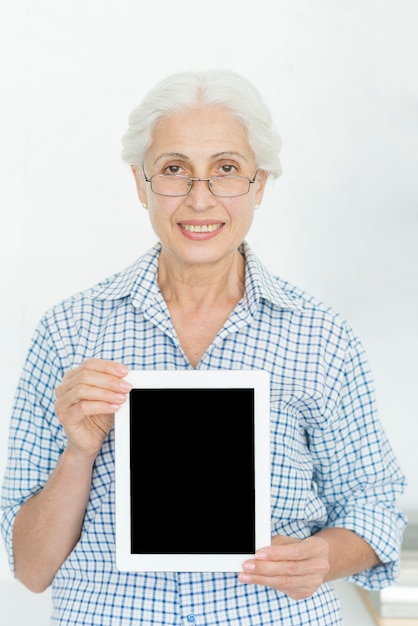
[186,615,197,623]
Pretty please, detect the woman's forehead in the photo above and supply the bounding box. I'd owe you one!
[147,106,253,163]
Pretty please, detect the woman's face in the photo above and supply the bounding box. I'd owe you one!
[132,106,267,270]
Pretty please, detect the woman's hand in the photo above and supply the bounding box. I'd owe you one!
[239,534,330,600]
[55,358,132,462]
[15,357,132,592]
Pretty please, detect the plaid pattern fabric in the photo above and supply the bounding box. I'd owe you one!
[1,242,406,625]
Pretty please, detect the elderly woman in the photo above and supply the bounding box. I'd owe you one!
[1,70,406,625]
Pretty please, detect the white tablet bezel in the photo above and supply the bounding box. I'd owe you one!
[115,369,271,572]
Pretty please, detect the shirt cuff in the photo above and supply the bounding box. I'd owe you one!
[330,505,407,589]
[0,502,21,576]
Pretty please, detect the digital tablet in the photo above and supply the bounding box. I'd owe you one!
[115,369,271,572]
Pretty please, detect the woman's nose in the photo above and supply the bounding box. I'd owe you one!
[185,178,217,209]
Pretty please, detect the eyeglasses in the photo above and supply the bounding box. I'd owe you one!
[142,165,258,198]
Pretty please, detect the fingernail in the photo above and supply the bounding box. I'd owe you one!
[238,573,251,583]
[255,551,267,559]
[120,380,133,391]
[243,561,255,571]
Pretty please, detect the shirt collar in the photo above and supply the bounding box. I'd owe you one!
[240,241,304,313]
[88,241,304,313]
[88,243,161,306]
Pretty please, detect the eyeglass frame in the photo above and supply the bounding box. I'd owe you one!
[141,164,259,198]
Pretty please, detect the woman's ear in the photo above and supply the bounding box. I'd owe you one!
[255,170,268,205]
[131,165,148,206]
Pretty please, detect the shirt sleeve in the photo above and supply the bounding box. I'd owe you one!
[309,322,407,589]
[0,319,66,574]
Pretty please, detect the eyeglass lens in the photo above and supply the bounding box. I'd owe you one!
[151,175,251,197]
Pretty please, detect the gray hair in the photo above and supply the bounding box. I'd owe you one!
[121,69,282,178]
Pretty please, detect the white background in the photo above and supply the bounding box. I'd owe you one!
[0,0,417,605]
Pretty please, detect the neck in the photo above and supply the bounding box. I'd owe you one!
[157,249,245,310]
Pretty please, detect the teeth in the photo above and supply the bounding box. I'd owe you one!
[182,223,222,233]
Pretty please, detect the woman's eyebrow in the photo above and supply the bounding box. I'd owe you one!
[212,151,249,161]
[153,151,250,165]
[153,152,189,165]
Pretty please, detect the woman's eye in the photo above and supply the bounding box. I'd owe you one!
[219,164,237,175]
[164,165,182,175]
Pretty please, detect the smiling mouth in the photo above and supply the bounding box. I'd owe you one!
[181,223,223,233]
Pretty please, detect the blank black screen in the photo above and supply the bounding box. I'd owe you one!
[130,387,255,554]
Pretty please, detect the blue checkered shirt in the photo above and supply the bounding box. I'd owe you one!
[1,242,406,625]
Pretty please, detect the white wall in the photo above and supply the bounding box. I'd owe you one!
[1,0,417,589]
